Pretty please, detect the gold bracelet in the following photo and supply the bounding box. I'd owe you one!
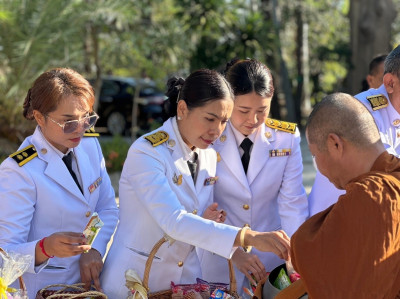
[240,226,252,253]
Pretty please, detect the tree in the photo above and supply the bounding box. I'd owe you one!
[345,0,396,94]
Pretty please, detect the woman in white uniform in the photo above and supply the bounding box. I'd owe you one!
[0,68,119,298]
[199,59,309,294]
[100,69,291,298]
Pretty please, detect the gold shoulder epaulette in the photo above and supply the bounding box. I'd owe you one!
[366,94,388,111]
[84,127,99,137]
[9,145,38,167]
[145,130,169,147]
[265,118,297,134]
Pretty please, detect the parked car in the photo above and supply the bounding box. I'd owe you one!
[89,76,165,136]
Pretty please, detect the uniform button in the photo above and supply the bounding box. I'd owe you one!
[168,139,176,147]
[393,119,400,126]
[243,204,250,210]
[85,211,91,217]
[41,148,47,154]
[177,261,184,267]
[192,209,198,215]
[264,132,272,139]
[220,135,227,142]
[243,223,250,228]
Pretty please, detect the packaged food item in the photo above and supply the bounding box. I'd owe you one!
[196,278,229,294]
[209,289,233,299]
[171,281,209,299]
[272,268,291,290]
[0,249,32,299]
[82,212,104,249]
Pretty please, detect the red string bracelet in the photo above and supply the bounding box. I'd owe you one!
[39,237,54,258]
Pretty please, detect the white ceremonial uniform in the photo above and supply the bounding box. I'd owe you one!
[308,84,400,216]
[0,126,119,299]
[199,120,308,294]
[100,117,240,298]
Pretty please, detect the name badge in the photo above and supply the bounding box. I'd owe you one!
[269,149,291,157]
[88,177,102,193]
[204,176,218,186]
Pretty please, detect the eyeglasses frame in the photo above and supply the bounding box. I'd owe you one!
[45,113,99,134]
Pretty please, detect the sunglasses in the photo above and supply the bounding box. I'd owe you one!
[46,113,99,134]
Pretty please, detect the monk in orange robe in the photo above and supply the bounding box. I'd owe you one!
[290,93,400,298]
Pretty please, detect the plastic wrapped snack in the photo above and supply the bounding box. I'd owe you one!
[272,268,291,290]
[82,212,104,249]
[196,278,229,295]
[0,249,32,299]
[171,281,209,299]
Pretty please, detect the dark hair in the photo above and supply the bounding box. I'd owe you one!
[164,69,233,117]
[224,58,274,98]
[369,54,387,75]
[23,68,95,120]
[384,45,400,77]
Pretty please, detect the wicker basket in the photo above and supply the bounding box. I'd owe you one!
[140,237,239,299]
[0,248,27,297]
[35,283,107,299]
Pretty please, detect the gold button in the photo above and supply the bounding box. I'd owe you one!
[393,119,400,126]
[168,139,176,147]
[177,261,184,267]
[220,135,227,142]
[85,211,91,217]
[243,204,250,210]
[243,223,250,228]
[265,132,272,138]
[192,209,198,215]
[41,148,47,154]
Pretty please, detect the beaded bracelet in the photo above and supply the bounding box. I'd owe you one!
[39,237,54,258]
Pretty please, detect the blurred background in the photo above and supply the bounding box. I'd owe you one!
[0,0,399,181]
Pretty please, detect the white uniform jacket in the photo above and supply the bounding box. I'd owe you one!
[199,121,308,293]
[308,85,400,216]
[100,118,239,298]
[0,127,118,299]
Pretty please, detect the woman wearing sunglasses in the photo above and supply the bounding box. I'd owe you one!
[0,68,119,298]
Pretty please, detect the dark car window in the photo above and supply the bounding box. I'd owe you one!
[101,80,120,97]
[140,87,161,97]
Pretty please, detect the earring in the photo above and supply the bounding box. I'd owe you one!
[177,116,182,120]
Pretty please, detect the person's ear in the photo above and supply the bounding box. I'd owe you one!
[177,100,188,120]
[366,74,373,89]
[33,110,45,127]
[383,73,394,93]
[326,133,344,157]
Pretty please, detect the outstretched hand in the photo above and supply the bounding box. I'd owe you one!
[253,230,291,260]
[202,203,226,223]
[232,249,268,285]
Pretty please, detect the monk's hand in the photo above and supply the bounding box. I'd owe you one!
[232,249,268,285]
[79,248,103,291]
[251,230,291,260]
[202,203,226,223]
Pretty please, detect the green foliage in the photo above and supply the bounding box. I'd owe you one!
[100,135,131,173]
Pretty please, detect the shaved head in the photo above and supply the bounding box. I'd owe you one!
[306,93,381,151]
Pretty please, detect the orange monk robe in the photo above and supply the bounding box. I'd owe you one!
[291,152,400,298]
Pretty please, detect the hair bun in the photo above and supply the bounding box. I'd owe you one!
[223,58,241,75]
[166,77,185,98]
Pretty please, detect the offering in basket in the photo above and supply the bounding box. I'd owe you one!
[0,248,32,299]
